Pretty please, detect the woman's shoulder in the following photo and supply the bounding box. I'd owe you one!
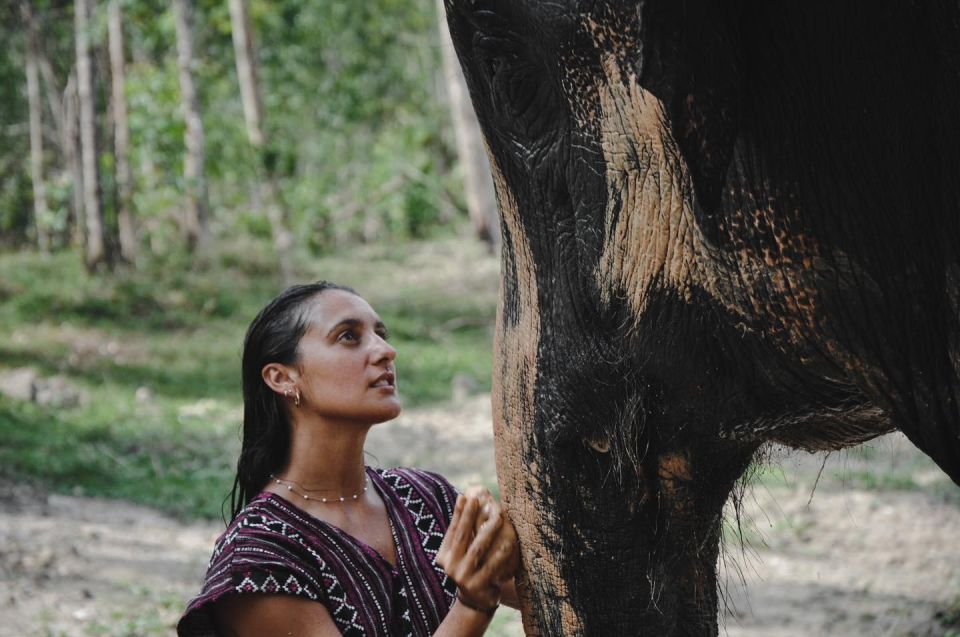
[372,466,459,498]
[216,493,300,548]
[177,494,328,637]
[374,465,454,487]
[371,466,459,525]
[203,492,330,581]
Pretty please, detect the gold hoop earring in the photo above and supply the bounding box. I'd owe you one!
[283,388,300,407]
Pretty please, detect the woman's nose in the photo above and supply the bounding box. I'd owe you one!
[371,335,396,364]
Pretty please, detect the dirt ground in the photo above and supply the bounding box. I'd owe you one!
[2,394,959,636]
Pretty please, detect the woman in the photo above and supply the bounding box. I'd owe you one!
[178,282,519,636]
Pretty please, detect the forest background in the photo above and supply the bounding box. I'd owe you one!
[0,0,499,264]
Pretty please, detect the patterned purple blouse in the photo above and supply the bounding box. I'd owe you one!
[178,467,459,636]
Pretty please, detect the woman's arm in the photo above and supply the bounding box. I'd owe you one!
[214,586,498,637]
[213,593,342,637]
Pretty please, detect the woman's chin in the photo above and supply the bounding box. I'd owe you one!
[370,400,402,424]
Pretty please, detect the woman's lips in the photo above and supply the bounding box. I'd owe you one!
[370,372,396,388]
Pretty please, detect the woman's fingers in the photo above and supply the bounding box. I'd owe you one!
[464,506,502,567]
[476,510,519,583]
[436,494,465,569]
[437,488,521,611]
[437,490,523,612]
[438,495,480,574]
[462,486,495,526]
[456,496,479,550]
[473,532,511,584]
[462,485,490,500]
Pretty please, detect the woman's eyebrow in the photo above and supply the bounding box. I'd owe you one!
[325,318,387,336]
[326,318,361,337]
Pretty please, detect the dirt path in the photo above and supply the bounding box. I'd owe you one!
[720,483,960,636]
[2,396,958,636]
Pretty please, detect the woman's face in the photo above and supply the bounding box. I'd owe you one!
[292,289,401,425]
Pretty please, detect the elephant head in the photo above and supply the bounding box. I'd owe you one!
[444,0,960,634]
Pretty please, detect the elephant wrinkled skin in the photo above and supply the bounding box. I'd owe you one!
[444,1,960,635]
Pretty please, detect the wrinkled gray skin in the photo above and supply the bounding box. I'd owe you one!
[444,1,960,635]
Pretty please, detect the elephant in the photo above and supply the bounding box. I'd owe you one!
[442,1,960,635]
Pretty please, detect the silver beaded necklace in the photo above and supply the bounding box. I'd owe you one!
[269,474,369,504]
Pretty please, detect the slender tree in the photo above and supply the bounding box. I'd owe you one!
[172,0,208,251]
[63,72,86,249]
[228,0,262,147]
[228,0,293,283]
[435,0,500,252]
[108,0,137,261]
[38,54,64,148]
[21,1,50,252]
[75,0,107,269]
[32,36,79,247]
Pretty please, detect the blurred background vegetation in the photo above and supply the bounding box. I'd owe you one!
[0,0,502,519]
[1,0,499,259]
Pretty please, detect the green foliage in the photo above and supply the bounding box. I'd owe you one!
[0,0,467,256]
[0,22,29,246]
[0,394,238,520]
[835,469,919,491]
[212,0,457,249]
[0,172,32,247]
[0,251,263,331]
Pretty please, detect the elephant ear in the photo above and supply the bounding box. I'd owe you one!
[638,0,743,239]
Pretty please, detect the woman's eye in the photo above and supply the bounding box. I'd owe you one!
[377,330,389,341]
[339,331,358,343]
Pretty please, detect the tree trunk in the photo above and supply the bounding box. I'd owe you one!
[22,1,50,253]
[108,0,137,262]
[38,55,64,149]
[228,0,263,148]
[228,0,294,283]
[75,0,107,269]
[37,47,77,247]
[64,72,85,249]
[435,0,499,252]
[171,0,209,252]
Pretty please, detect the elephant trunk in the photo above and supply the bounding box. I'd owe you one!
[496,424,748,636]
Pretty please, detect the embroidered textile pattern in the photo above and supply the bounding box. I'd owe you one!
[177,467,459,637]
[380,470,453,594]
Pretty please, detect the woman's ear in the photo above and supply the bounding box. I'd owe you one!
[262,363,298,396]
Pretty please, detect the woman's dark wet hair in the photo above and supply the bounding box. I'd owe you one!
[227,281,356,520]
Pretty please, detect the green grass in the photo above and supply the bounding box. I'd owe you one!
[834,469,919,491]
[746,440,960,508]
[0,235,498,519]
[938,598,960,636]
[487,608,525,636]
[79,588,183,637]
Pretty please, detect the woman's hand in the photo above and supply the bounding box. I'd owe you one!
[462,486,520,585]
[436,489,519,613]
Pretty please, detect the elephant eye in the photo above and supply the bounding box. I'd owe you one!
[466,4,565,147]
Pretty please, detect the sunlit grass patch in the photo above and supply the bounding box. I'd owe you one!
[0,392,239,519]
